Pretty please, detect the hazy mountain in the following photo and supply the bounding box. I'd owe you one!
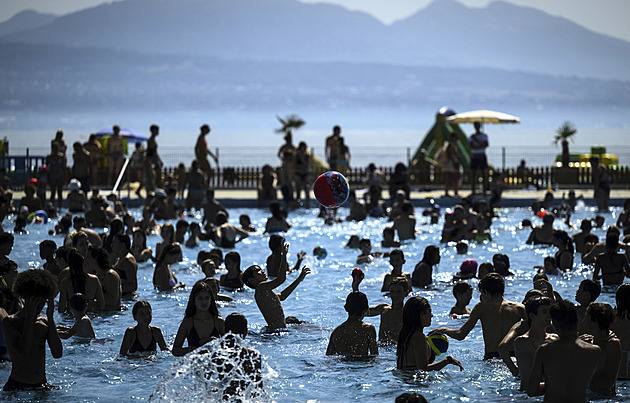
[1,0,629,80]
[0,10,57,36]
[1,42,628,112]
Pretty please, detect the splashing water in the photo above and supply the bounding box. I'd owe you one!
[149,334,277,402]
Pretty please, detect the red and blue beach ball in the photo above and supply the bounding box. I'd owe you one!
[314,171,350,208]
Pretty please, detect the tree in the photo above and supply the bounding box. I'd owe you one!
[275,114,305,135]
[553,121,577,167]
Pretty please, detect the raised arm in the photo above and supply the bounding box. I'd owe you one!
[280,267,310,301]
[265,244,290,290]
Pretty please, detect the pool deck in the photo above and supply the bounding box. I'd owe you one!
[12,186,630,209]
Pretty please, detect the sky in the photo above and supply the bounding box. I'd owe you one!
[1,0,629,42]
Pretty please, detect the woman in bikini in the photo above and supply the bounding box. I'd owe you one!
[58,249,105,313]
[152,243,185,291]
[155,222,175,259]
[396,296,463,371]
[120,301,168,356]
[552,229,574,271]
[172,280,225,356]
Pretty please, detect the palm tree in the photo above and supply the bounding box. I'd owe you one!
[553,121,577,167]
[275,114,305,135]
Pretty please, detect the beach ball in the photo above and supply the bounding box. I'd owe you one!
[314,171,349,208]
[313,246,327,259]
[427,334,449,357]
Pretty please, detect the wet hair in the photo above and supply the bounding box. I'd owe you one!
[224,251,241,267]
[389,248,404,260]
[453,281,473,297]
[579,279,601,302]
[478,262,494,278]
[156,243,182,267]
[421,245,440,265]
[175,219,189,231]
[553,229,574,253]
[542,213,555,225]
[201,259,217,277]
[69,293,87,312]
[344,291,368,316]
[492,253,510,269]
[358,238,371,248]
[132,229,148,249]
[346,235,360,249]
[88,245,110,273]
[479,273,504,296]
[39,239,57,250]
[114,233,131,251]
[71,231,89,248]
[184,280,219,318]
[606,232,619,251]
[395,392,428,403]
[525,296,551,325]
[242,265,260,289]
[580,219,592,232]
[13,269,57,299]
[616,284,630,320]
[216,212,228,225]
[55,246,71,264]
[268,234,284,251]
[197,250,212,266]
[456,241,468,254]
[584,233,599,245]
[225,312,248,337]
[269,200,285,220]
[586,302,615,331]
[383,227,395,237]
[132,300,152,318]
[397,296,431,369]
[543,256,556,269]
[522,289,545,304]
[68,249,86,294]
[159,223,175,243]
[550,300,578,332]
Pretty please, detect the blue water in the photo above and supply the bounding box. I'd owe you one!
[2,201,629,402]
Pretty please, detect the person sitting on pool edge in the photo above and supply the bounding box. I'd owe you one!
[326,291,378,356]
[2,269,62,391]
[243,243,310,331]
[429,273,526,360]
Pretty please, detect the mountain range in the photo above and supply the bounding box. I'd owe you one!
[0,0,628,113]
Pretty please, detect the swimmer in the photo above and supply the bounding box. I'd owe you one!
[396,296,463,371]
[527,300,601,401]
[111,234,138,297]
[455,240,468,255]
[411,245,440,287]
[576,279,601,327]
[264,200,291,233]
[220,251,243,290]
[58,249,105,313]
[393,200,417,241]
[582,226,630,265]
[266,234,305,276]
[2,269,62,391]
[526,213,555,245]
[580,302,621,396]
[382,249,412,292]
[213,212,249,248]
[492,253,514,276]
[357,238,388,265]
[430,273,525,360]
[345,234,360,249]
[202,277,234,302]
[381,227,401,248]
[572,219,593,254]
[88,245,121,311]
[477,262,493,279]
[326,291,378,356]
[175,219,189,244]
[202,189,228,227]
[57,293,96,339]
[172,281,225,356]
[39,239,60,278]
[243,243,310,330]
[513,296,557,390]
[155,223,175,260]
[201,259,217,278]
[239,214,256,233]
[153,243,185,291]
[120,301,168,356]
[185,222,202,248]
[366,277,410,345]
[450,281,473,316]
[610,284,630,379]
[131,229,154,263]
[593,232,629,286]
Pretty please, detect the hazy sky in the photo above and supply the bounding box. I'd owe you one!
[1,0,629,42]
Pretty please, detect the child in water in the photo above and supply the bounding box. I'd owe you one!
[326,291,378,356]
[243,243,310,331]
[450,281,473,316]
[2,269,63,391]
[120,300,168,356]
[367,277,410,345]
[57,293,95,339]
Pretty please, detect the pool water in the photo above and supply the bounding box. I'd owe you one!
[2,202,629,402]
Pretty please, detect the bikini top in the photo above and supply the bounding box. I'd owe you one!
[128,328,157,353]
[187,320,221,349]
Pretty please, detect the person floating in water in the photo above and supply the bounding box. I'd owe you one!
[242,243,310,331]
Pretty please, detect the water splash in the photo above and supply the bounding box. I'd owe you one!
[149,335,276,402]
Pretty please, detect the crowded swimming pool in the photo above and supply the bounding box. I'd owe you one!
[1,202,629,402]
